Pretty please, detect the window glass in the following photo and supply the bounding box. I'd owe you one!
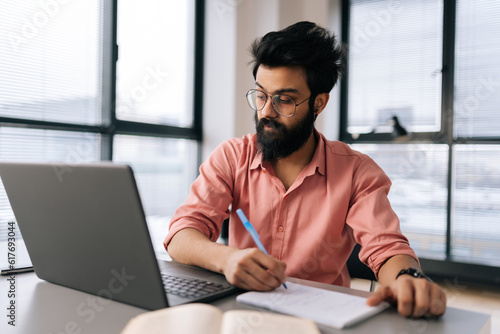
[454,0,500,137]
[345,0,500,277]
[113,135,198,257]
[452,145,500,266]
[350,144,448,260]
[0,1,102,125]
[116,0,195,127]
[347,0,443,135]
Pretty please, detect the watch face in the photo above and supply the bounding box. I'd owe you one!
[397,268,432,282]
[408,268,421,276]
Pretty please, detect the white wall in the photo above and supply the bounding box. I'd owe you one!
[202,0,342,161]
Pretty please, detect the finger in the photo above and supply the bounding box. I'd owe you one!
[240,251,284,289]
[231,277,254,291]
[250,250,287,284]
[246,262,282,289]
[396,278,415,317]
[412,280,431,318]
[366,285,393,306]
[234,274,276,291]
[230,260,276,291]
[428,284,447,316]
[239,269,277,291]
[227,249,280,290]
[266,269,287,286]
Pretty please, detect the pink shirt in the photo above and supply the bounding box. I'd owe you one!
[164,130,418,287]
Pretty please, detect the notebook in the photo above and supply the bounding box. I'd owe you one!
[237,282,390,329]
[0,162,237,310]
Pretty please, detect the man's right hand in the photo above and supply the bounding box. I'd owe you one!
[167,228,286,291]
[223,248,287,291]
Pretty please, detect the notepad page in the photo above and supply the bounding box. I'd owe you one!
[236,282,389,329]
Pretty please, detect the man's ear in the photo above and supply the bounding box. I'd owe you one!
[313,93,330,115]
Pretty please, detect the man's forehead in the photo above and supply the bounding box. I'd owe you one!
[255,81,299,95]
[255,65,308,94]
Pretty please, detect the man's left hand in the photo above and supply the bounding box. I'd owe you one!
[366,275,447,318]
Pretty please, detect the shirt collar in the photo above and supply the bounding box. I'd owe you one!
[310,129,326,176]
[250,134,262,171]
[249,129,326,176]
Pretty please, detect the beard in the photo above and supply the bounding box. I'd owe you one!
[254,109,316,163]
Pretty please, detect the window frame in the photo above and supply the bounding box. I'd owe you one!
[340,0,500,287]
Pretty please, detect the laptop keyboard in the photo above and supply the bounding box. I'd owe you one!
[161,274,230,299]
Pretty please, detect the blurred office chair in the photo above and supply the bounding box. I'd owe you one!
[220,218,230,244]
[347,243,377,292]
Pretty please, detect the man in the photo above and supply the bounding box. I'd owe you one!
[165,21,446,318]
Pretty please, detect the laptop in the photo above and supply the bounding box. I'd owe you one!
[0,162,237,310]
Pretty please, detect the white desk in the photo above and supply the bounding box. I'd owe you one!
[0,272,491,334]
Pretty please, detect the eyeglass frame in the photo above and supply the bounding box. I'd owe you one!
[246,89,311,117]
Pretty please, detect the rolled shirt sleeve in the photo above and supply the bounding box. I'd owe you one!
[164,140,238,247]
[346,154,419,278]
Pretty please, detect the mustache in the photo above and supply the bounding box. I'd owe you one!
[257,117,285,131]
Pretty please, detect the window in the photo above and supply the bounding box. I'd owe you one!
[113,135,198,256]
[342,0,500,284]
[0,1,203,269]
[346,0,443,135]
[0,1,102,125]
[449,0,500,269]
[454,1,500,138]
[116,0,195,127]
[350,143,449,260]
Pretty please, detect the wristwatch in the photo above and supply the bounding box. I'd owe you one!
[396,268,433,283]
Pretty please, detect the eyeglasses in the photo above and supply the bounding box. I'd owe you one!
[246,89,311,117]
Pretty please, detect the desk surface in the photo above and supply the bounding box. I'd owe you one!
[0,272,491,334]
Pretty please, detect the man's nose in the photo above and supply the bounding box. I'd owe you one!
[259,96,278,118]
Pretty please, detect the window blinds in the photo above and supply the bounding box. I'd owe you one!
[454,0,500,138]
[347,0,443,134]
[0,1,102,125]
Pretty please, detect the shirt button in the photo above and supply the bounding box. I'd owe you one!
[278,226,284,232]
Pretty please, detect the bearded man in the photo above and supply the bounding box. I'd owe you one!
[165,21,446,318]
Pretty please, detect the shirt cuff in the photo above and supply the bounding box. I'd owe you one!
[367,243,420,279]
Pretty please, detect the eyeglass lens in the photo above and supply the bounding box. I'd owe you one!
[247,90,296,116]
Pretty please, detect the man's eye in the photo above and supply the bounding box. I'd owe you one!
[278,96,293,104]
[256,93,266,100]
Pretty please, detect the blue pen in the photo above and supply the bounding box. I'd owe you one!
[236,208,287,289]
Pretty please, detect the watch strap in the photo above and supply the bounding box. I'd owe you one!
[396,268,433,283]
